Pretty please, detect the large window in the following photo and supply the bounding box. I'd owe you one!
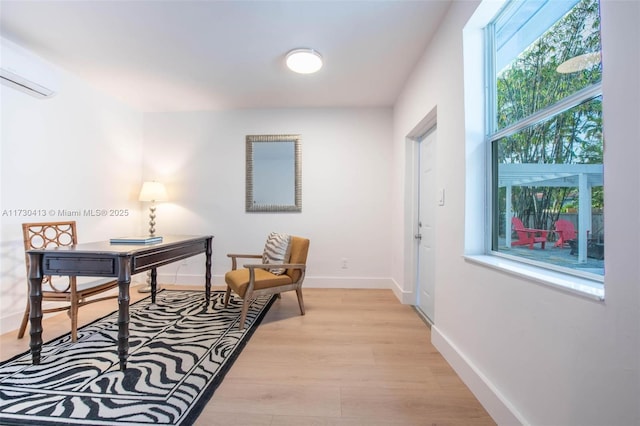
[486,0,604,282]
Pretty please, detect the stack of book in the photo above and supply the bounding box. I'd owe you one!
[110,236,163,244]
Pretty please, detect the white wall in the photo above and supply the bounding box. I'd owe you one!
[0,42,144,334]
[3,3,638,423]
[142,108,393,288]
[0,45,394,331]
[392,1,640,425]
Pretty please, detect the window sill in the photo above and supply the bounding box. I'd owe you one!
[464,255,604,301]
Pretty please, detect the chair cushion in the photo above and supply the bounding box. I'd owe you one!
[225,268,292,298]
[286,236,310,282]
[262,232,292,275]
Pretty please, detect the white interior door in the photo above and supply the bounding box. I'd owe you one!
[416,128,437,323]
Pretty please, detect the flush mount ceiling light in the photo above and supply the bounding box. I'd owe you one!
[556,51,601,74]
[286,48,323,74]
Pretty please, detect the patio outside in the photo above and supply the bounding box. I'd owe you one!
[498,237,604,276]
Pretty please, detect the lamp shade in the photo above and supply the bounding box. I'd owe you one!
[138,181,168,202]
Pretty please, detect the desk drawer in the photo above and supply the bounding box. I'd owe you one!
[44,256,116,276]
[133,240,207,272]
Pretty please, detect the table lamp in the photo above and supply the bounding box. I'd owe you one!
[138,181,168,236]
[138,181,168,293]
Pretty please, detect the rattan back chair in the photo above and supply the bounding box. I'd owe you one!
[19,221,119,342]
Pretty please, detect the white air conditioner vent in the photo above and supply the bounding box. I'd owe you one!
[0,38,59,99]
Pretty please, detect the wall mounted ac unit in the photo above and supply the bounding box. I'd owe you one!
[0,38,59,99]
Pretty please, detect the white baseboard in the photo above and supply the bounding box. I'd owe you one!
[1,310,27,336]
[389,278,415,304]
[156,273,218,286]
[157,274,395,289]
[1,275,405,334]
[0,283,139,336]
[431,325,527,426]
[304,276,392,289]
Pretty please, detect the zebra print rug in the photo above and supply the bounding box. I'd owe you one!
[0,290,275,425]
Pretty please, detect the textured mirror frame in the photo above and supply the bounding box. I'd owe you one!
[246,134,302,212]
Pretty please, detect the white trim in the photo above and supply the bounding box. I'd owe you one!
[0,308,62,336]
[490,83,602,141]
[0,287,122,335]
[390,277,415,304]
[405,108,439,312]
[303,276,393,289]
[464,254,604,300]
[432,326,527,426]
[158,273,395,290]
[481,0,604,289]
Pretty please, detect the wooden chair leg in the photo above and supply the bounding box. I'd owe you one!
[223,286,231,307]
[70,298,79,342]
[238,299,250,330]
[295,288,305,315]
[17,301,29,339]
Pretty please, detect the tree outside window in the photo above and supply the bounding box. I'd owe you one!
[488,0,604,278]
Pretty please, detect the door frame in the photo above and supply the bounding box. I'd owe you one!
[405,107,438,322]
[416,126,437,323]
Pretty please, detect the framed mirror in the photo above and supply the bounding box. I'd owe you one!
[246,134,302,212]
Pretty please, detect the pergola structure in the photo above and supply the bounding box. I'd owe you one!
[499,163,604,263]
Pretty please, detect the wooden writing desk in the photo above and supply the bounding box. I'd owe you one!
[26,234,213,371]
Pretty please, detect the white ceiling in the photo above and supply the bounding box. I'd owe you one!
[0,0,451,112]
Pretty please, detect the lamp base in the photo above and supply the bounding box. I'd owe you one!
[138,283,163,293]
[138,269,161,293]
[138,284,153,293]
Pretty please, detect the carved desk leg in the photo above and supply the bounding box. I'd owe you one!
[116,257,132,371]
[150,268,158,304]
[27,252,44,365]
[205,237,212,303]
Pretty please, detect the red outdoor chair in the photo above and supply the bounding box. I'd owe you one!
[554,219,577,248]
[511,217,548,249]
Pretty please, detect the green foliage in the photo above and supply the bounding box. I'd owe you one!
[495,0,603,230]
[497,0,602,128]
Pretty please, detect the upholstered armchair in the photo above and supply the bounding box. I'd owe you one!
[224,234,310,330]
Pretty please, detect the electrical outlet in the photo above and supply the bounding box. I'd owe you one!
[341,258,348,269]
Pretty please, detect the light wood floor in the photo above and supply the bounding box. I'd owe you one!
[1,285,495,426]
